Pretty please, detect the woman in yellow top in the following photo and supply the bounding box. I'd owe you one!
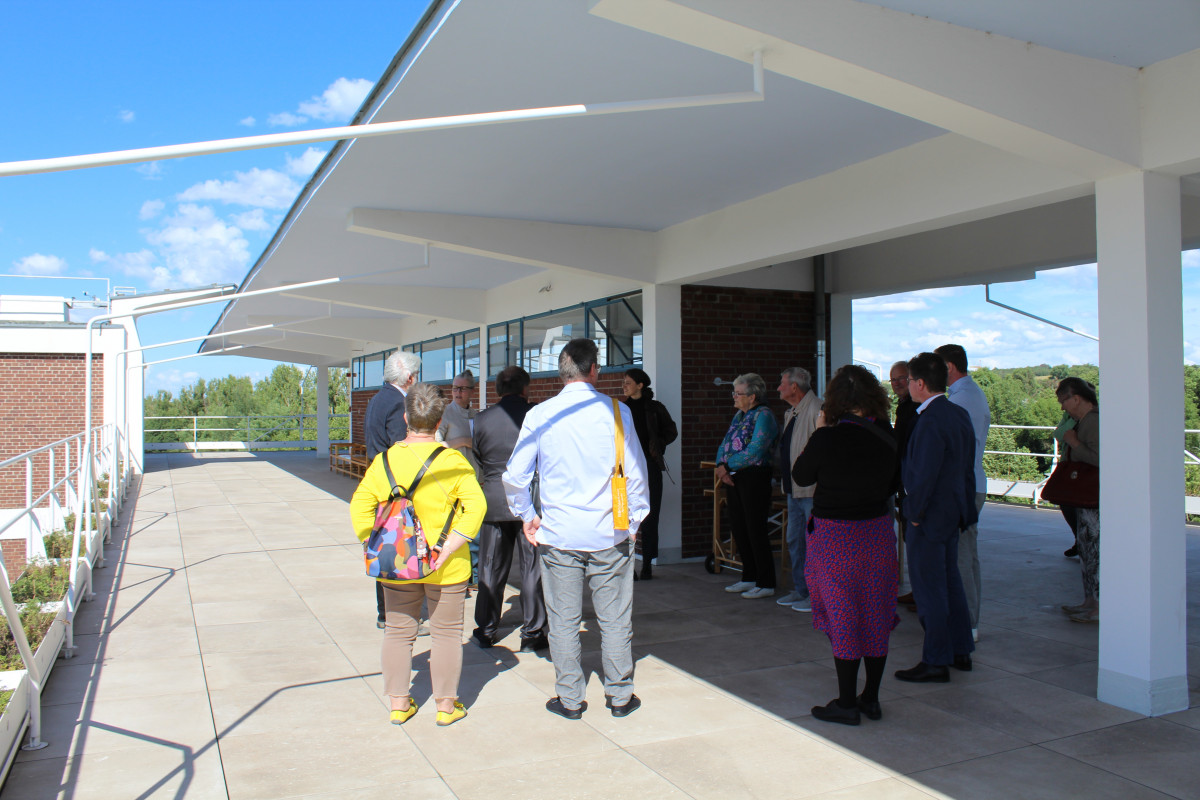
[350,383,485,727]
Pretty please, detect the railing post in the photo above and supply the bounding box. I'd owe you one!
[25,455,33,562]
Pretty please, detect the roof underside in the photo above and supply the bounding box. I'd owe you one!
[205,0,1200,366]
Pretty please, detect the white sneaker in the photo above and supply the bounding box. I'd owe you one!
[775,591,802,606]
[972,628,979,643]
[741,586,775,599]
[724,580,755,594]
[791,598,812,612]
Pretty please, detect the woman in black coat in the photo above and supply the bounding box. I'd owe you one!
[622,368,678,580]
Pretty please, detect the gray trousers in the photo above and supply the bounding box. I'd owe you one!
[957,492,986,628]
[539,539,635,709]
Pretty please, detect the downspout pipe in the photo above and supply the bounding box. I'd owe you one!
[813,255,827,397]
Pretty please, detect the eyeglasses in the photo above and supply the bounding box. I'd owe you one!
[889,376,909,384]
[450,386,471,393]
[731,391,750,398]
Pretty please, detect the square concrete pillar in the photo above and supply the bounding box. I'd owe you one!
[1095,170,1188,715]
[642,283,683,564]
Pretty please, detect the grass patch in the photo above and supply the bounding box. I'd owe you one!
[10,562,70,605]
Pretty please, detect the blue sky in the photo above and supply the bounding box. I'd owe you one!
[1,1,1195,395]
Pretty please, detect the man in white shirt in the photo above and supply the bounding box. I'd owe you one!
[775,367,821,612]
[935,344,991,642]
[503,339,650,720]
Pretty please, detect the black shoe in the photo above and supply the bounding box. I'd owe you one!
[856,695,882,721]
[605,694,642,717]
[811,699,860,726]
[472,630,495,649]
[641,564,653,581]
[546,697,586,719]
[1064,545,1078,558]
[894,662,950,683]
[953,654,973,672]
[519,635,548,653]
[376,617,386,630]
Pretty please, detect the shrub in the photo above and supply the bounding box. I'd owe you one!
[0,601,56,671]
[43,530,73,559]
[0,688,12,715]
[10,562,70,605]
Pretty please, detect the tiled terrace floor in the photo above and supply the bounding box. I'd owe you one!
[4,452,1199,799]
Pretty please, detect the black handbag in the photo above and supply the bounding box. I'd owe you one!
[1040,458,1099,509]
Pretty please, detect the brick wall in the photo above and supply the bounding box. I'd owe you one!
[678,285,828,558]
[0,352,105,579]
[1,540,23,583]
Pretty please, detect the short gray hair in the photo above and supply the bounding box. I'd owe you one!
[781,367,811,393]
[734,372,766,402]
[383,350,421,386]
[405,383,447,433]
[453,369,475,386]
[559,338,598,381]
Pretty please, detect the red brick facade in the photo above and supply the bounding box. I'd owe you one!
[678,286,828,558]
[0,352,105,579]
[349,286,827,560]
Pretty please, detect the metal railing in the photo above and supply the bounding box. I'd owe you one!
[983,424,1200,515]
[144,414,350,452]
[0,422,131,761]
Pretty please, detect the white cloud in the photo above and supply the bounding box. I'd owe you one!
[286,147,326,177]
[94,204,251,290]
[854,297,929,314]
[176,167,299,209]
[144,367,201,397]
[13,253,67,276]
[1183,249,1199,269]
[238,116,256,127]
[118,109,135,123]
[268,111,306,127]
[232,208,270,231]
[135,162,163,180]
[139,199,165,220]
[269,77,372,126]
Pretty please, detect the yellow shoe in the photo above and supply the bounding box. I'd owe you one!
[435,701,467,727]
[389,701,418,725]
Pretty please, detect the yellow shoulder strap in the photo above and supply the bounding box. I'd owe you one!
[611,398,625,476]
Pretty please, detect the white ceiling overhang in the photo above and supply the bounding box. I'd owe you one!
[204,0,1200,366]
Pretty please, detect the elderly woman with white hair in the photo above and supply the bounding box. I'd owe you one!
[715,373,780,599]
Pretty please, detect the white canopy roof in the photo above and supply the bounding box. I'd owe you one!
[205,0,1200,366]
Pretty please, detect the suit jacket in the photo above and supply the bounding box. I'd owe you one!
[473,393,535,522]
[363,383,407,462]
[902,395,978,539]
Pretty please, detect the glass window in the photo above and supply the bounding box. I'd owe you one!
[483,292,642,377]
[422,335,455,382]
[521,306,586,374]
[353,350,391,389]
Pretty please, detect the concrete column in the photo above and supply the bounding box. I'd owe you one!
[1095,170,1188,715]
[316,366,330,455]
[829,292,853,383]
[476,325,487,408]
[642,283,683,563]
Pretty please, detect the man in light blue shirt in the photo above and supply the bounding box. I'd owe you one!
[936,344,990,641]
[503,339,649,720]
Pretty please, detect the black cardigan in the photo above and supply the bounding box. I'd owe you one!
[792,417,898,520]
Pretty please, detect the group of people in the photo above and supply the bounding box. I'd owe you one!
[350,341,672,726]
[715,346,997,725]
[347,337,1098,731]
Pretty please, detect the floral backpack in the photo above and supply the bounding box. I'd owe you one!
[364,446,460,581]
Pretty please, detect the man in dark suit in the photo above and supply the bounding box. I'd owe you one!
[363,350,421,628]
[895,352,977,682]
[471,366,548,652]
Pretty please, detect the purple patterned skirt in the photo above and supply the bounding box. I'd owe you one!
[805,515,899,659]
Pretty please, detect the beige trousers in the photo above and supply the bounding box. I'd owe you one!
[381,581,467,701]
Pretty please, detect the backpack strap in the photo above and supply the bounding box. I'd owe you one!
[380,445,446,500]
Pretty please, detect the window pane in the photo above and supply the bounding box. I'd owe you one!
[422,335,455,381]
[591,294,642,369]
[487,323,512,378]
[522,307,585,374]
[359,352,386,388]
[461,330,481,377]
